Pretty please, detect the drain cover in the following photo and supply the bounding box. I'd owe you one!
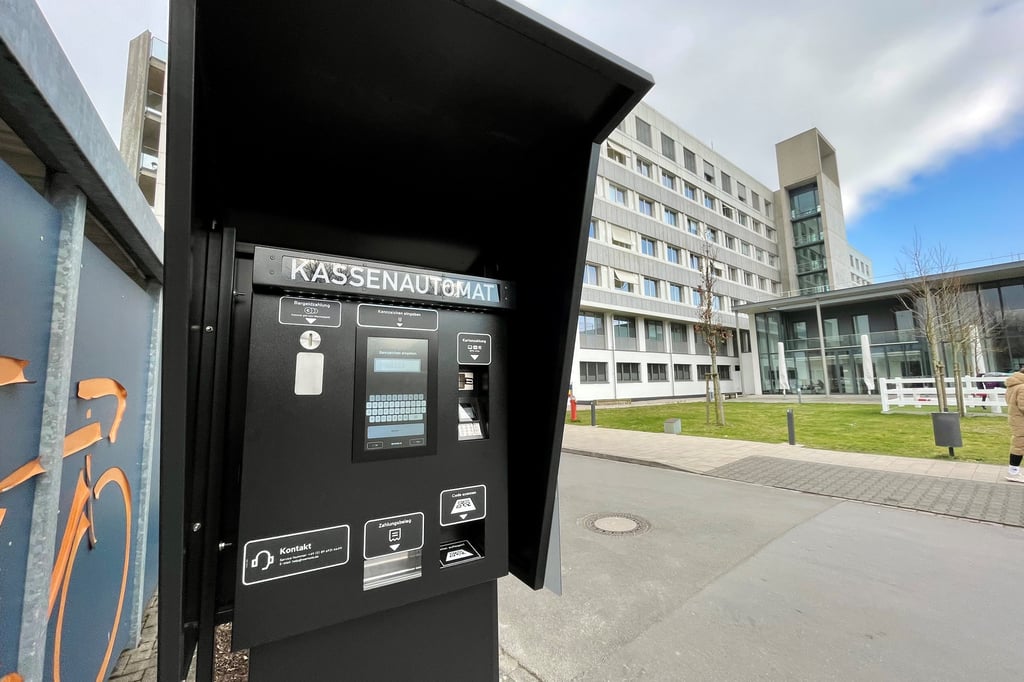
[580,512,651,536]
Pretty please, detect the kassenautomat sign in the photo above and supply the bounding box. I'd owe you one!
[252,246,514,310]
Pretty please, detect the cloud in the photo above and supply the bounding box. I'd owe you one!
[519,0,1024,221]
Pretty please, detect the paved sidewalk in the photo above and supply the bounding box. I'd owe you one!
[561,424,1024,526]
[111,424,1022,681]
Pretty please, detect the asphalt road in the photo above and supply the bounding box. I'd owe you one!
[497,453,1024,681]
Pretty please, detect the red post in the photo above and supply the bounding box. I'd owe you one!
[570,396,577,421]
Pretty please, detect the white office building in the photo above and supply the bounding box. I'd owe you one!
[571,101,871,401]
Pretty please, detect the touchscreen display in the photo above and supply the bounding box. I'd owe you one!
[364,337,429,451]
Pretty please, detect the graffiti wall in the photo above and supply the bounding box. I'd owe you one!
[0,157,61,677]
[0,155,161,681]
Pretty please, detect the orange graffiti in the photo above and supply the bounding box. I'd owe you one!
[0,356,34,386]
[0,367,133,681]
[0,458,46,527]
[76,378,127,444]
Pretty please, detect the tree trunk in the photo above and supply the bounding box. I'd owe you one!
[953,361,966,417]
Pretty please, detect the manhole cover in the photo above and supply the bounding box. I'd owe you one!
[580,512,651,536]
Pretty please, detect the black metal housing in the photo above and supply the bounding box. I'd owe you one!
[161,1,652,679]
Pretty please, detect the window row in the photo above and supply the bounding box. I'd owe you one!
[613,119,774,219]
[579,360,734,384]
[602,168,776,242]
[591,217,777,268]
[578,313,750,356]
[584,260,777,298]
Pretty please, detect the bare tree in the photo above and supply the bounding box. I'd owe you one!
[896,232,962,412]
[695,236,731,426]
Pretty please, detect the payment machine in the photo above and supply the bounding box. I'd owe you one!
[230,245,513,648]
[161,0,653,679]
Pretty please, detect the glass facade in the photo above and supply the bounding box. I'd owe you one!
[754,276,1024,394]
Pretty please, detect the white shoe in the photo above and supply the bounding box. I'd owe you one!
[1006,472,1024,483]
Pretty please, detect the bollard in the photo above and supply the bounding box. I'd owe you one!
[787,408,795,445]
[570,397,577,421]
[590,402,597,426]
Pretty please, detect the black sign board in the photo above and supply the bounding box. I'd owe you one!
[363,512,425,559]
[440,485,487,526]
[457,333,491,365]
[278,296,342,327]
[241,525,350,586]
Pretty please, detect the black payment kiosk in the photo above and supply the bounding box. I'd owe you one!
[160,1,652,680]
[233,247,513,651]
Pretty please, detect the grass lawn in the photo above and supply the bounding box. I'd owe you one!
[567,401,1011,465]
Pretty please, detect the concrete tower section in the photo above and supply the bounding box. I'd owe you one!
[118,30,167,226]
[775,129,872,296]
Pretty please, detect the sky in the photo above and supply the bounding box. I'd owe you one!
[31,0,1024,284]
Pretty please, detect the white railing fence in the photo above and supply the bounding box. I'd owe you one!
[878,376,1007,413]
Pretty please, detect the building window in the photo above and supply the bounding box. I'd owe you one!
[635,117,652,146]
[721,204,734,220]
[589,219,598,239]
[703,161,715,184]
[613,271,637,293]
[641,237,656,256]
[647,320,665,352]
[740,241,751,257]
[721,172,732,194]
[579,361,607,383]
[617,362,641,382]
[664,208,679,227]
[690,253,702,270]
[583,263,599,285]
[737,182,747,201]
[613,316,638,350]
[683,147,696,173]
[687,218,699,235]
[765,200,772,218]
[789,184,819,219]
[728,266,739,281]
[578,311,605,349]
[661,170,678,190]
[704,194,716,210]
[697,364,714,380]
[684,183,697,201]
[610,225,633,249]
[756,248,766,263]
[725,235,736,249]
[668,283,682,302]
[607,182,628,205]
[636,157,652,177]
[666,246,680,264]
[705,228,717,243]
[691,289,702,306]
[671,323,689,352]
[766,226,776,241]
[661,133,676,161]
[744,272,754,287]
[643,277,659,297]
[750,190,760,211]
[606,143,627,165]
[638,197,654,216]
[674,364,692,381]
[718,365,732,380]
[737,212,748,227]
[648,363,668,382]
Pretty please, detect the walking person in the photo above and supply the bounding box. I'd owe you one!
[1006,366,1024,483]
